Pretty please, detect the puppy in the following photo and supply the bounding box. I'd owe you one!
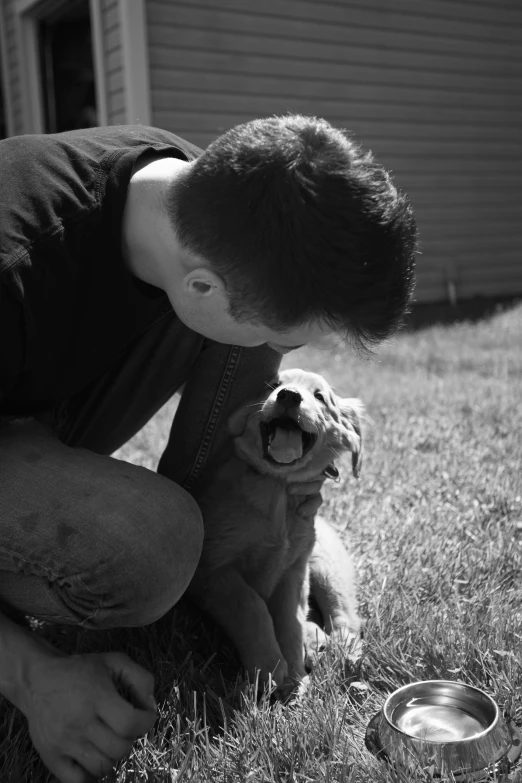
[188,369,362,693]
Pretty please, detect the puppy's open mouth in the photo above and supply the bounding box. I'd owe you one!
[260,417,317,466]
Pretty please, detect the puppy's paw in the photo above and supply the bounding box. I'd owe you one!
[304,621,363,671]
[295,673,311,699]
[238,673,276,703]
[331,625,362,652]
[241,659,289,701]
[330,625,364,665]
[273,674,310,703]
[304,621,329,667]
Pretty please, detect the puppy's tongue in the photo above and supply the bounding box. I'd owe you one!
[268,427,303,464]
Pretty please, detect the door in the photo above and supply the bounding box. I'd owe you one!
[38,0,97,132]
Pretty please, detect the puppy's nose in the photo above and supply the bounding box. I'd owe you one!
[277,388,302,407]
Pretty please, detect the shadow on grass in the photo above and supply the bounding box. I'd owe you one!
[0,601,243,783]
[34,596,243,729]
[404,295,521,332]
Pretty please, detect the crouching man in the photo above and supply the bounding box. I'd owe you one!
[0,113,416,782]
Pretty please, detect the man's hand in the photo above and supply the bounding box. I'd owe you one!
[287,477,325,519]
[23,651,157,783]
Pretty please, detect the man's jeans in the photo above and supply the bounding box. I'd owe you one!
[0,310,281,629]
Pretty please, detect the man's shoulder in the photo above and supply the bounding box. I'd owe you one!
[107,125,204,158]
[0,126,203,270]
[0,125,202,179]
[52,125,204,162]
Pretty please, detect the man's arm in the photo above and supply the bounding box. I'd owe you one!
[0,610,157,783]
[158,342,282,490]
[0,609,62,710]
[158,342,325,514]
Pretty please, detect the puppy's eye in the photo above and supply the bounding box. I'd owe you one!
[314,390,326,403]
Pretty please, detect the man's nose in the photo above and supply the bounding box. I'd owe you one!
[277,388,302,407]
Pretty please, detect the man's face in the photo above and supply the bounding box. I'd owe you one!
[166,259,335,352]
[179,302,333,353]
[219,319,334,354]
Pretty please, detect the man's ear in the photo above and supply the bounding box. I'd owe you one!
[337,398,364,479]
[183,268,225,298]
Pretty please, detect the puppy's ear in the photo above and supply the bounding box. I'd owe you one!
[228,403,253,437]
[337,398,364,479]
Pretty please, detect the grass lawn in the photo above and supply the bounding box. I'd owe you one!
[1,302,521,783]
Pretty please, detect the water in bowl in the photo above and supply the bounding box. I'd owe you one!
[394,702,486,742]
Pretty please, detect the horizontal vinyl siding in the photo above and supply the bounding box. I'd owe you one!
[102,0,125,124]
[146,0,522,303]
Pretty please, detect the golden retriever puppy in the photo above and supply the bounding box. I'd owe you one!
[188,369,362,693]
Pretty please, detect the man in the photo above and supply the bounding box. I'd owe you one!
[0,114,416,782]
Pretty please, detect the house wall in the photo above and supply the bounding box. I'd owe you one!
[102,0,125,125]
[145,0,522,303]
[1,0,521,303]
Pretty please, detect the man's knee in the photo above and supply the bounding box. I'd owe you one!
[91,466,204,628]
[0,421,204,628]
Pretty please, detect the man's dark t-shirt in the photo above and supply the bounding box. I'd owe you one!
[0,126,202,416]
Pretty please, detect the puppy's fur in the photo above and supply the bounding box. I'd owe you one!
[189,369,362,691]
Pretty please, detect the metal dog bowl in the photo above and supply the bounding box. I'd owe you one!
[365,680,521,780]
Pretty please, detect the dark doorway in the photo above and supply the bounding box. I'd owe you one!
[39,0,97,133]
[0,41,6,139]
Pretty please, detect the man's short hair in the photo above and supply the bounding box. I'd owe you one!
[168,114,418,351]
